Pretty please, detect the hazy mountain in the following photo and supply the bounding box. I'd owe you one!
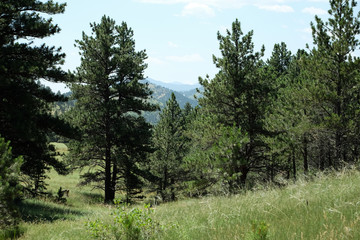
[142,80,198,124]
[146,78,201,92]
[54,80,199,124]
[180,87,203,101]
[146,82,197,108]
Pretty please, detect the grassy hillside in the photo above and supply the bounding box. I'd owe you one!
[156,170,360,239]
[16,170,360,239]
[12,145,360,239]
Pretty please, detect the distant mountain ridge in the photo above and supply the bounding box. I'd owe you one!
[146,78,201,92]
[141,79,199,123]
[53,79,200,124]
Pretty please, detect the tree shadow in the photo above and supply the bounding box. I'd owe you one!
[81,192,104,204]
[18,200,85,223]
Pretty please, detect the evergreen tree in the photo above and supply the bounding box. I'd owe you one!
[182,102,194,123]
[0,137,22,229]
[267,42,292,79]
[150,93,187,201]
[116,116,154,203]
[305,0,360,167]
[184,109,222,195]
[196,19,272,189]
[264,43,294,181]
[67,16,157,203]
[0,0,74,195]
[265,47,314,181]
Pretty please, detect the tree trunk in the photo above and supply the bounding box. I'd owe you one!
[303,134,308,175]
[161,166,168,201]
[319,141,325,171]
[335,58,342,169]
[287,154,291,180]
[109,160,117,201]
[266,157,274,182]
[239,165,249,187]
[335,132,341,169]
[170,178,175,201]
[104,146,113,203]
[292,147,296,181]
[104,95,113,204]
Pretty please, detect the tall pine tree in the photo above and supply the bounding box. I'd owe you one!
[0,0,73,195]
[67,16,157,203]
[150,93,188,201]
[306,0,360,168]
[197,19,272,189]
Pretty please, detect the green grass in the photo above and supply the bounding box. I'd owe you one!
[16,168,111,240]
[154,170,360,239]
[17,170,360,240]
[50,142,68,156]
[14,143,360,239]
[12,143,110,240]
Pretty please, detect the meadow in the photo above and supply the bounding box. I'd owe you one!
[10,143,360,239]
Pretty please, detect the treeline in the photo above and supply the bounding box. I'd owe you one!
[1,0,360,232]
[151,0,360,199]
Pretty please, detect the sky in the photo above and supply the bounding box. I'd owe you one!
[40,0,346,93]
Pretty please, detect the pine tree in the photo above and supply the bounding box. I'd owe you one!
[267,42,292,79]
[68,16,157,203]
[264,43,295,181]
[116,116,154,203]
[150,93,187,201]
[265,47,315,181]
[0,137,22,229]
[197,19,272,189]
[0,0,74,195]
[306,0,360,167]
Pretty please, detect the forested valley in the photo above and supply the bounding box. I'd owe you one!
[1,0,360,239]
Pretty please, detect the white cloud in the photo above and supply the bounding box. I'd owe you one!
[302,7,327,15]
[307,0,327,2]
[166,54,203,62]
[136,0,299,16]
[136,0,297,8]
[168,41,179,48]
[256,4,294,13]
[146,53,204,65]
[299,27,313,42]
[137,0,186,4]
[180,3,215,17]
[301,27,313,34]
[146,57,165,65]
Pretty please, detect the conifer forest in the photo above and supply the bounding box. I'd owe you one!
[1,0,360,239]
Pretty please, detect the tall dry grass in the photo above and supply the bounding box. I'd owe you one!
[15,142,360,239]
[154,169,360,240]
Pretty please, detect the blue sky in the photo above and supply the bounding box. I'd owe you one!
[41,0,344,93]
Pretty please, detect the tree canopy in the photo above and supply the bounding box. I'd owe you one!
[0,0,74,194]
[67,16,157,203]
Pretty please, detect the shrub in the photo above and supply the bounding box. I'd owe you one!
[250,220,269,240]
[0,136,23,237]
[0,137,23,225]
[87,202,162,240]
[55,187,67,203]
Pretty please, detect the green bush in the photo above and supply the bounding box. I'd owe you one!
[87,202,162,240]
[250,220,269,240]
[0,136,23,229]
[55,187,67,203]
[0,225,24,240]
